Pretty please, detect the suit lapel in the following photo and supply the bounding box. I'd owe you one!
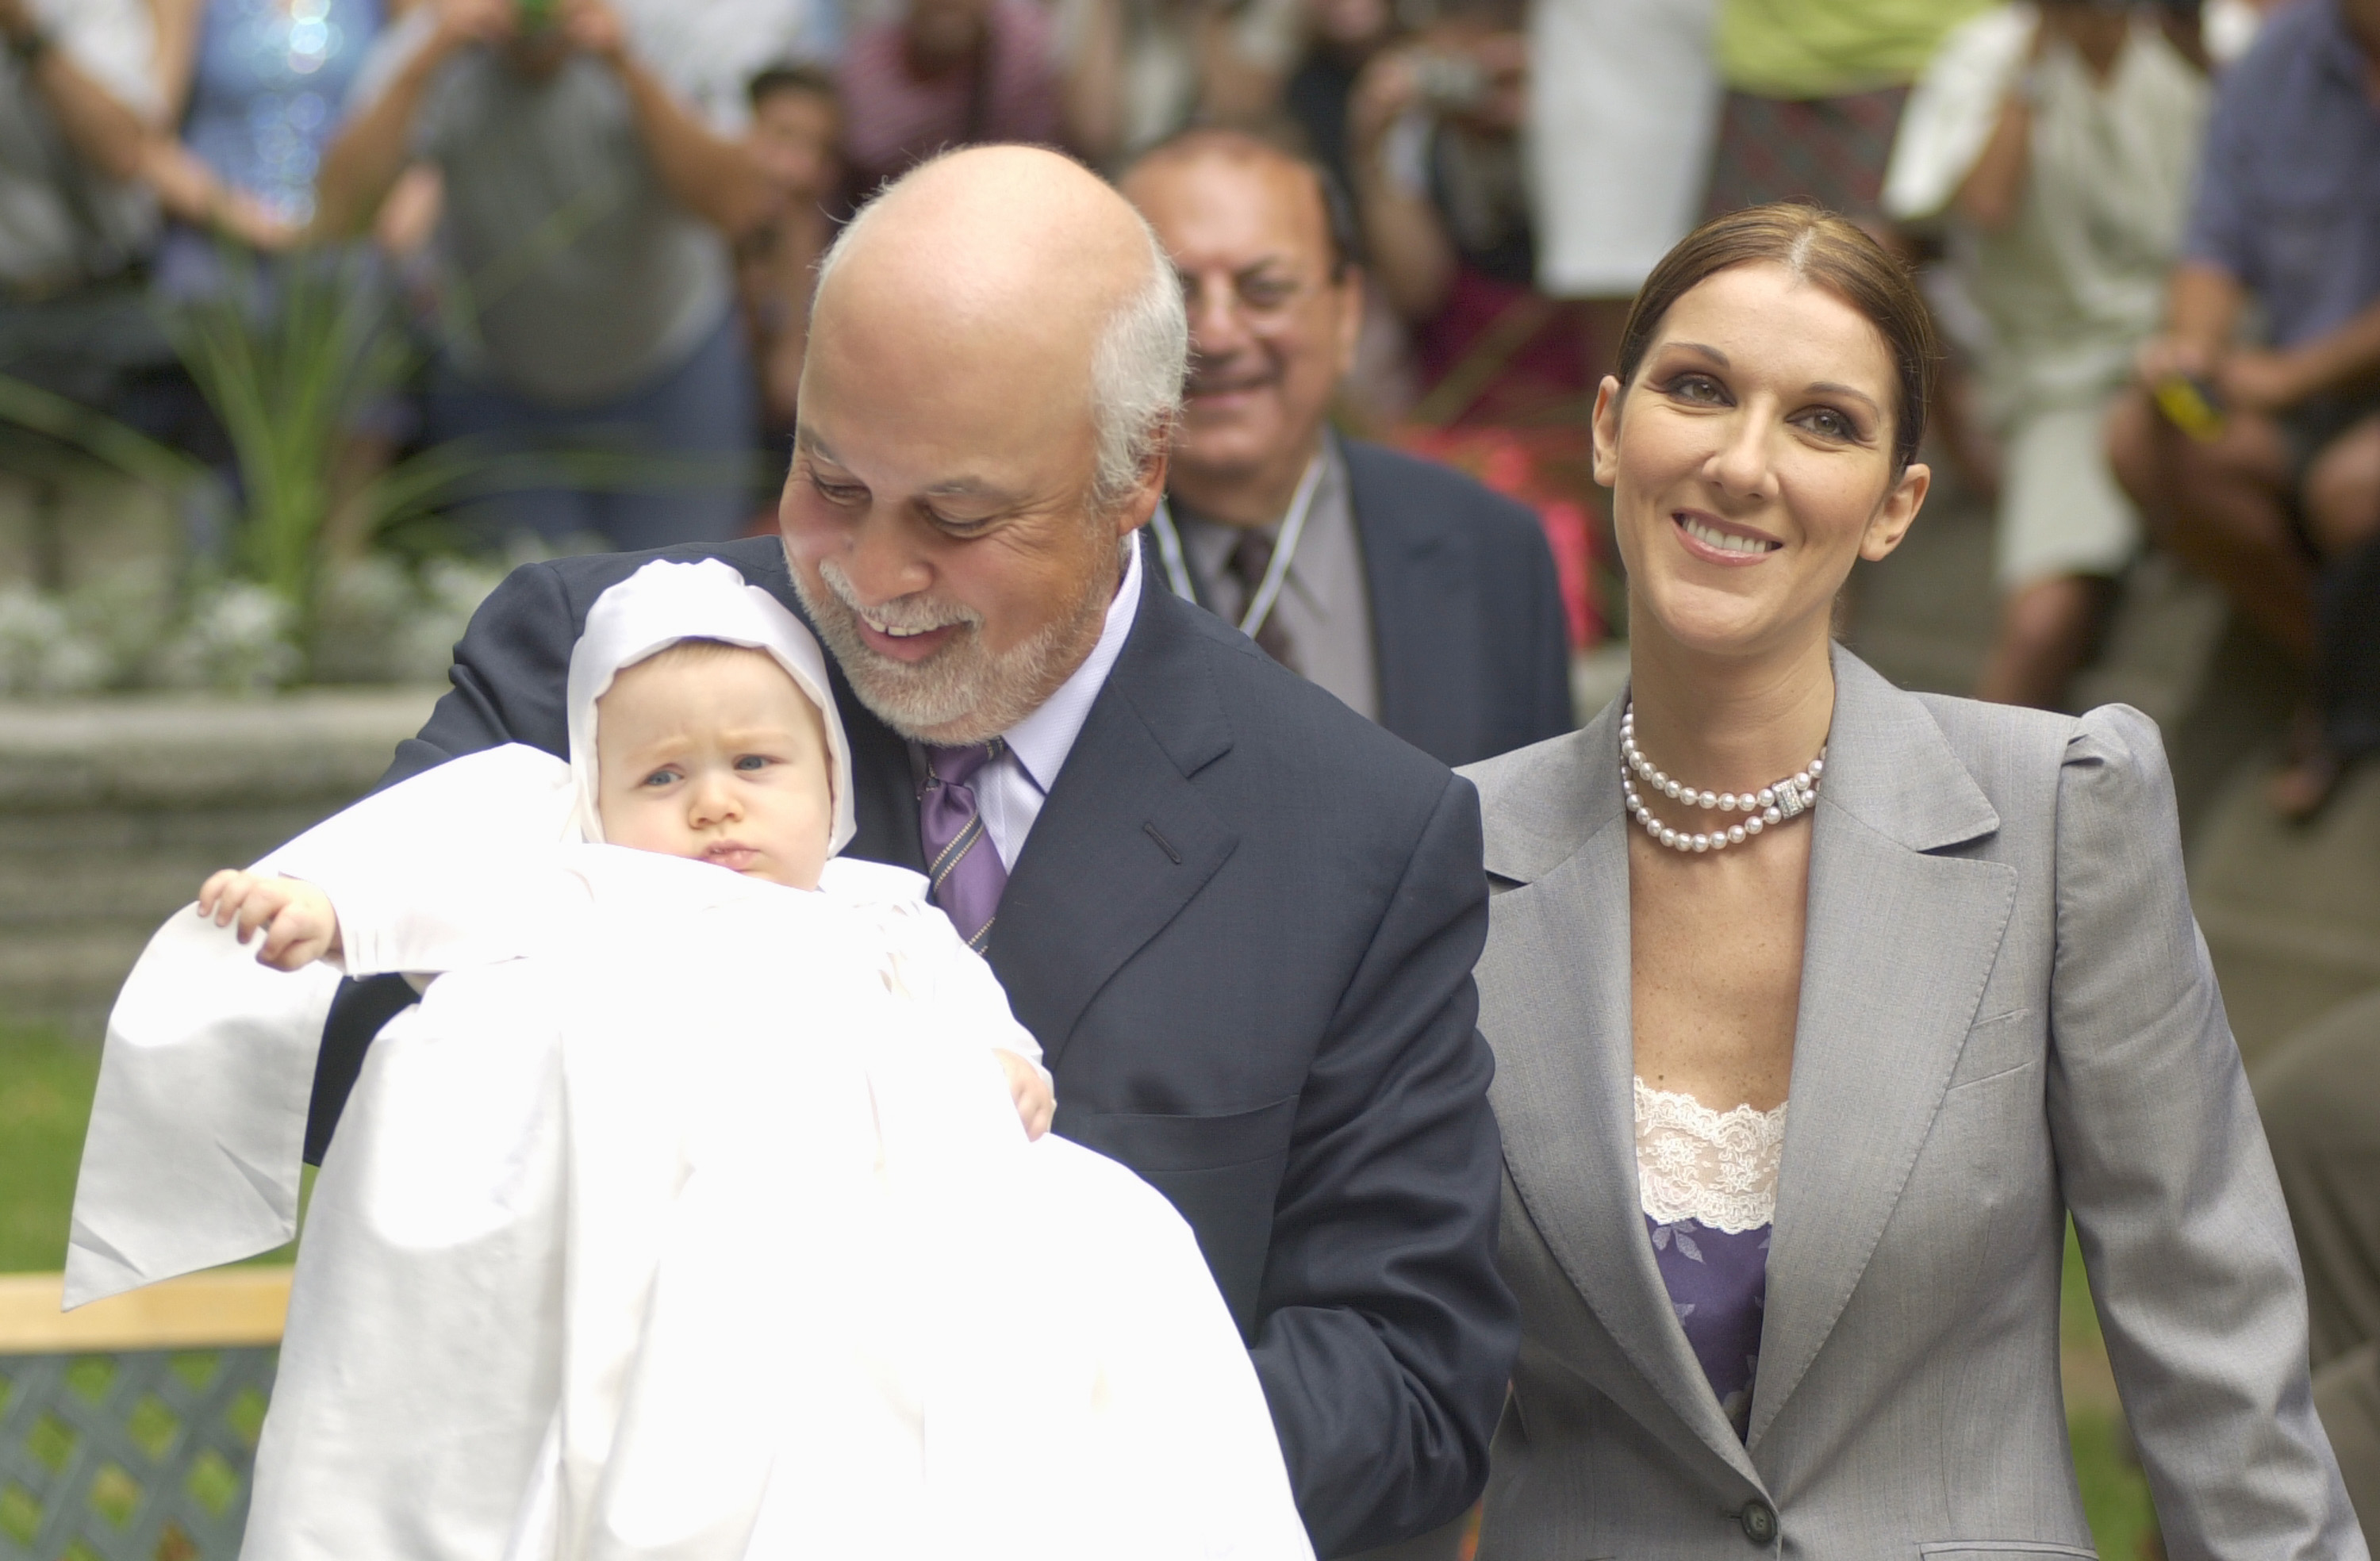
[1747,650,2016,1448]
[1485,704,1763,1484]
[833,656,927,873]
[1346,440,1467,748]
[985,581,1240,1069]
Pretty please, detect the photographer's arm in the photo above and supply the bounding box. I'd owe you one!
[314,0,501,238]
[1348,55,1455,324]
[566,0,774,240]
[0,0,150,181]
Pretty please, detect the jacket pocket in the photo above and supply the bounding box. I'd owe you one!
[1919,1544,2098,1559]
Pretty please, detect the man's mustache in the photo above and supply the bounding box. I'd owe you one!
[816,558,982,635]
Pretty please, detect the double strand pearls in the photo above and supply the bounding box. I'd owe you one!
[1620,701,1825,855]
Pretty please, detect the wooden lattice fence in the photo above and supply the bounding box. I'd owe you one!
[0,1271,286,1561]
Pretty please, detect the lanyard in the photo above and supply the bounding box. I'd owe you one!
[1148,451,1327,648]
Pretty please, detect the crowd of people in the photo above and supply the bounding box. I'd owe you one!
[5,0,2378,807]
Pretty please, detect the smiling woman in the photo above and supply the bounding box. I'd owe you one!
[1461,204,2364,1558]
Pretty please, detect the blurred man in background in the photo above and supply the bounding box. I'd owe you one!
[2106,0,2380,817]
[315,0,792,554]
[0,0,168,414]
[738,63,841,443]
[835,0,1060,201]
[1121,128,1573,766]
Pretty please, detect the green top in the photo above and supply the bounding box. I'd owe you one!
[1718,0,1991,98]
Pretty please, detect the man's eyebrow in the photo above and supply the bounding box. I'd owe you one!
[797,430,841,464]
[919,475,1014,500]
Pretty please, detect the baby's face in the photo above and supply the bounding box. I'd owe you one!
[595,646,834,890]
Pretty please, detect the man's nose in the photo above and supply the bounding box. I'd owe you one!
[838,507,935,604]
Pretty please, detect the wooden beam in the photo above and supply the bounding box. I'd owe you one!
[0,1268,290,1353]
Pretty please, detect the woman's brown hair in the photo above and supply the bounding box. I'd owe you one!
[1614,203,1940,475]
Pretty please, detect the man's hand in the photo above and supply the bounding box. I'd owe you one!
[197,870,343,971]
[432,0,516,51]
[993,1049,1054,1140]
[2135,332,2216,389]
[2218,347,2315,415]
[562,0,628,63]
[1347,52,1422,163]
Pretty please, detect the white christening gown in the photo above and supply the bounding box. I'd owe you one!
[67,748,1313,1561]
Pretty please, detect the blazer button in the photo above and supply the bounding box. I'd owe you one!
[1737,1498,1778,1545]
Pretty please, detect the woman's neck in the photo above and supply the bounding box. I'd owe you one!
[1623,611,1837,797]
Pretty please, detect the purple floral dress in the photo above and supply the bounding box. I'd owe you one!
[1635,1078,1788,1439]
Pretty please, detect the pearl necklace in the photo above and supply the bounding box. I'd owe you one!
[1620,702,1825,854]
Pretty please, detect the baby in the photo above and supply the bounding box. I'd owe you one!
[190,576,1051,1137]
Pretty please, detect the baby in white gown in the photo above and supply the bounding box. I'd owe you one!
[66,560,1313,1561]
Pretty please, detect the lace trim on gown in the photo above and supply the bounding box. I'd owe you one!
[1633,1077,1787,1233]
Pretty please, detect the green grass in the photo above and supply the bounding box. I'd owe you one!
[0,1019,102,1272]
[0,1016,305,1275]
[2063,1221,2160,1559]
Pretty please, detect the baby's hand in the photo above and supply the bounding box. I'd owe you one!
[993,1049,1054,1141]
[196,870,343,972]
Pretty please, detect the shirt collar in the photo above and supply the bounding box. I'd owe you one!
[1000,533,1143,794]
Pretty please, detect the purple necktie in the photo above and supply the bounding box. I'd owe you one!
[919,740,1008,952]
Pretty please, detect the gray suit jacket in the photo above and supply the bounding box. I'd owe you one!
[1459,648,2364,1560]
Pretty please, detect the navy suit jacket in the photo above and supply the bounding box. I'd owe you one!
[1344,439,1572,766]
[307,535,1519,1558]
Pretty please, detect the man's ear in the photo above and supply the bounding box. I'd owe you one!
[1333,268,1366,382]
[1113,431,1171,540]
[1860,460,1930,562]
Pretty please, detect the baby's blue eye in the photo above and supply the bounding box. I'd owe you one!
[735,754,773,773]
[642,768,678,788]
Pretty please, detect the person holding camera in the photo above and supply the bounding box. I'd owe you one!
[2103,0,2380,818]
[1880,0,2208,713]
[313,0,801,552]
[1346,10,1585,424]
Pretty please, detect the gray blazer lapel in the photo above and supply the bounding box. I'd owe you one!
[1748,650,2017,1448]
[1480,703,1762,1483]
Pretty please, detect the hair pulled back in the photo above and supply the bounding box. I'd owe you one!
[1616,204,1939,475]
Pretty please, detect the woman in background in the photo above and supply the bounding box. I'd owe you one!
[1883,0,2206,711]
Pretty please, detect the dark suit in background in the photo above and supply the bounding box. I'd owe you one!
[1342,440,1574,767]
[307,534,1519,1559]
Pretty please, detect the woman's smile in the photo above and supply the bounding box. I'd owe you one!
[1672,509,1782,565]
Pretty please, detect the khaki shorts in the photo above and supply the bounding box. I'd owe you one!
[1994,398,2140,590]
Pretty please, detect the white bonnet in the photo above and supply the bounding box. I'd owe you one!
[564,558,857,857]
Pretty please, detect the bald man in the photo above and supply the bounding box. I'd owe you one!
[304,146,1516,1559]
[1122,129,1574,769]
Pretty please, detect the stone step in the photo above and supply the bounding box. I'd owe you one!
[0,689,440,1035]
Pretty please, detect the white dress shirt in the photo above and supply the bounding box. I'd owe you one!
[974,538,1143,870]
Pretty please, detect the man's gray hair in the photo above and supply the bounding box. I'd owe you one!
[812,155,1188,516]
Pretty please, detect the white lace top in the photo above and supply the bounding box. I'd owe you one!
[1633,1077,1789,1234]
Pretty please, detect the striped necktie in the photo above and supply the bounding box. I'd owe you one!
[919,740,1008,953]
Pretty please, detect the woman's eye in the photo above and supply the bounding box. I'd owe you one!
[1800,407,1856,440]
[1666,373,1726,404]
